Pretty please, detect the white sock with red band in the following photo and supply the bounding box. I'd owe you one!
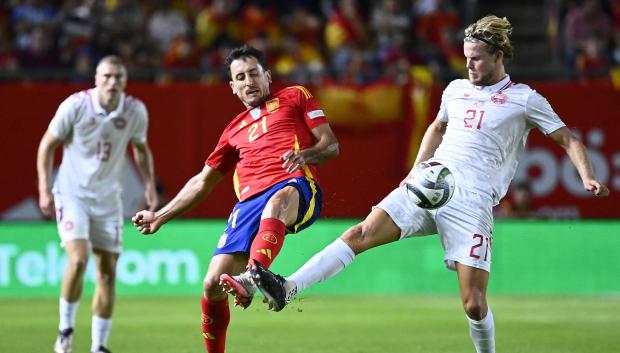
[289,237,355,292]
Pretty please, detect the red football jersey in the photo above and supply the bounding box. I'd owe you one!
[206,86,329,200]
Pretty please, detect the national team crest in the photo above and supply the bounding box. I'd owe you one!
[202,314,213,325]
[491,93,508,104]
[63,221,74,231]
[262,232,278,244]
[266,98,279,113]
[113,117,127,129]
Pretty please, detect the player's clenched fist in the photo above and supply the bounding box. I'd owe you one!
[584,179,610,197]
[132,210,162,234]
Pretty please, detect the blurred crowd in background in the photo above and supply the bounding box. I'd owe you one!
[0,0,619,84]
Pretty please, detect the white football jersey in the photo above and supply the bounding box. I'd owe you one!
[429,75,565,205]
[49,87,148,198]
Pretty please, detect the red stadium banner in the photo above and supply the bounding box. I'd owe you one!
[0,81,618,219]
[515,81,620,218]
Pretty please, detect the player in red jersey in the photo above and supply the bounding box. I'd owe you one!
[132,45,339,353]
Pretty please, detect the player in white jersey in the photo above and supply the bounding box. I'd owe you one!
[37,55,158,353]
[249,15,609,353]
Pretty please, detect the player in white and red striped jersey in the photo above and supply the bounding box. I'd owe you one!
[37,55,158,353]
[251,15,610,353]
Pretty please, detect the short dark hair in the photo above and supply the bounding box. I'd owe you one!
[224,45,268,80]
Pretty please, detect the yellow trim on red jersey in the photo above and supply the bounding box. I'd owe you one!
[291,85,313,99]
[233,169,240,200]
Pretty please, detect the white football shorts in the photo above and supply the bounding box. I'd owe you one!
[374,185,494,272]
[53,192,123,253]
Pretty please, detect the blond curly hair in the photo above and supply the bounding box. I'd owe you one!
[464,15,514,62]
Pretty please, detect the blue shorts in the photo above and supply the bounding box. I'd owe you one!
[213,176,322,256]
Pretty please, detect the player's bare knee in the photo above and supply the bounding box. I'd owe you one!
[66,256,89,273]
[203,274,225,300]
[341,224,368,254]
[202,274,219,291]
[96,268,117,287]
[463,297,487,321]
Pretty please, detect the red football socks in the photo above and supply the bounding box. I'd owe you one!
[201,296,230,353]
[249,218,286,268]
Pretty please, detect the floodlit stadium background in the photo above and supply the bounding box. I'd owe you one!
[1,1,619,352]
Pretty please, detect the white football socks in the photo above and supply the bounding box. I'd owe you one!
[59,297,79,331]
[468,307,495,353]
[289,237,355,292]
[91,315,112,351]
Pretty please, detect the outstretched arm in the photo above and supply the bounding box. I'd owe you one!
[36,130,63,218]
[281,123,340,173]
[548,127,609,196]
[399,119,447,186]
[132,142,158,211]
[413,119,447,166]
[132,165,225,234]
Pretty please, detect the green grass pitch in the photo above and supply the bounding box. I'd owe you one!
[1,295,619,353]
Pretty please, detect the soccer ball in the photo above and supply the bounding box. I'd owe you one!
[405,161,455,209]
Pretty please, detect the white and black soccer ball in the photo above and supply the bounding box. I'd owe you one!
[405,161,455,209]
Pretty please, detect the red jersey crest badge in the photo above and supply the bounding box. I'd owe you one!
[63,221,74,231]
[266,98,279,113]
[491,92,508,104]
[113,117,127,129]
[262,232,278,244]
